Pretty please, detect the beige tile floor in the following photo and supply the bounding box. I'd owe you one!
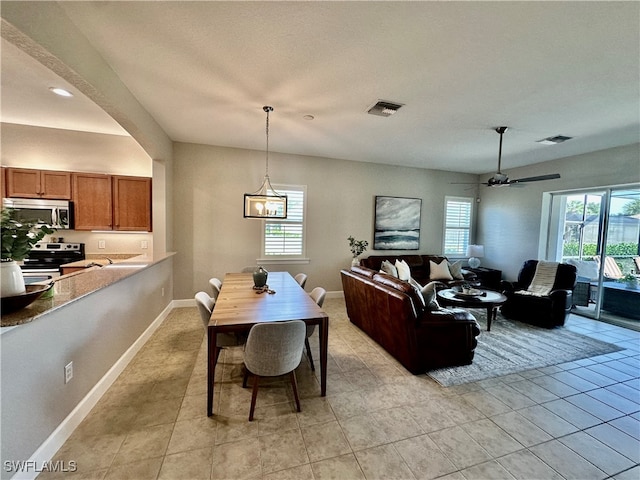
[41,298,639,480]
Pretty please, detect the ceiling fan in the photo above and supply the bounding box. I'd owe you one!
[456,126,561,187]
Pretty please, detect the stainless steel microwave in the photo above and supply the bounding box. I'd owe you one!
[2,198,73,229]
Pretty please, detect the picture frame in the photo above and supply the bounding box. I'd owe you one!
[374,196,422,250]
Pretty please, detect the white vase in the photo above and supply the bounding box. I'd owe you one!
[1,260,26,297]
[351,257,360,267]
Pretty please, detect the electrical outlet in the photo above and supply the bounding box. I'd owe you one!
[161,287,165,297]
[64,362,73,384]
[98,240,106,249]
[141,240,148,249]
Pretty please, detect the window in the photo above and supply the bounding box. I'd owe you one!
[261,185,307,261]
[443,196,473,256]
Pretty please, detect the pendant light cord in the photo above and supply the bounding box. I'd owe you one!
[264,106,273,178]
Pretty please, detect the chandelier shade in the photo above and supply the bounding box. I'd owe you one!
[243,106,288,219]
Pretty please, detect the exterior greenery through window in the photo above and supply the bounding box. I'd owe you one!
[263,185,306,257]
[443,196,473,256]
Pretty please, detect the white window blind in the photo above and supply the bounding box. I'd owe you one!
[263,185,306,257]
[444,196,473,256]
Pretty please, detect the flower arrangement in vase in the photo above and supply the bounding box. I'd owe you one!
[1,208,55,297]
[348,236,369,266]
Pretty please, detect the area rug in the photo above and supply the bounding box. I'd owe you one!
[427,309,624,387]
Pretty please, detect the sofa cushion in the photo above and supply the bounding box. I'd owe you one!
[351,265,377,278]
[395,259,412,281]
[448,260,465,280]
[380,260,398,277]
[429,259,453,281]
[373,273,425,314]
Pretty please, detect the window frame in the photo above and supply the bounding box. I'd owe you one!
[443,196,474,257]
[258,184,309,265]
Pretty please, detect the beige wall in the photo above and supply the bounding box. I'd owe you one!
[477,143,640,281]
[173,142,479,298]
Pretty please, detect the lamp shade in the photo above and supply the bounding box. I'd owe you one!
[466,245,484,258]
[466,244,484,269]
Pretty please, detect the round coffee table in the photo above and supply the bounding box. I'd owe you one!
[436,288,507,331]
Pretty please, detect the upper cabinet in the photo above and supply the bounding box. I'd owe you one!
[113,176,152,231]
[73,173,152,231]
[6,168,72,199]
[73,173,113,230]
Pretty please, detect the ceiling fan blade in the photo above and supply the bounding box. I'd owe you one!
[509,173,561,184]
[450,181,480,185]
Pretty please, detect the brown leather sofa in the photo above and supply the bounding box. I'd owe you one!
[360,254,477,287]
[341,266,481,373]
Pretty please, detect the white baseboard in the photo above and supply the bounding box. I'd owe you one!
[14,301,176,480]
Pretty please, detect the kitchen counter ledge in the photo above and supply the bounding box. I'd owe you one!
[1,252,175,329]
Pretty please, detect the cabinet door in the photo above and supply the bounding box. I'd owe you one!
[113,176,152,231]
[5,168,72,199]
[6,168,41,198]
[72,173,112,230]
[41,170,72,199]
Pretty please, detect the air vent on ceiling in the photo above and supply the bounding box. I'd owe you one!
[367,100,404,117]
[537,135,573,145]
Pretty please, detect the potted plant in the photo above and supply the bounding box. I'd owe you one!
[1,208,54,297]
[348,236,369,266]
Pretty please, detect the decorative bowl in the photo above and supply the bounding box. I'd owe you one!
[1,282,54,314]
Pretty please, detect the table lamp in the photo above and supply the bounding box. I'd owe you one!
[466,244,484,269]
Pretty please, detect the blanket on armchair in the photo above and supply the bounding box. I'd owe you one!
[517,261,559,296]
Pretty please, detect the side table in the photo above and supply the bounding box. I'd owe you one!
[466,267,502,291]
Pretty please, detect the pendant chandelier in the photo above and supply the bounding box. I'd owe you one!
[243,106,288,219]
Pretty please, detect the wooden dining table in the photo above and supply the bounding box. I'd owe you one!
[207,271,329,416]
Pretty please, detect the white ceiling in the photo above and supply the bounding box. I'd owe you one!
[2,1,639,175]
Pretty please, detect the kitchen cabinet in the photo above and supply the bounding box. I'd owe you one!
[113,176,152,231]
[72,173,152,231]
[5,167,72,199]
[72,173,113,230]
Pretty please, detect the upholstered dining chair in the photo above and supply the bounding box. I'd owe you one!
[303,287,326,371]
[194,292,246,360]
[209,277,223,301]
[242,320,307,421]
[294,273,308,289]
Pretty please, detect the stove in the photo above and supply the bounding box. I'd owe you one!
[21,242,85,275]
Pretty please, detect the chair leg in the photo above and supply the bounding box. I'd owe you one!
[242,367,249,388]
[289,371,301,413]
[249,375,260,421]
[304,338,315,371]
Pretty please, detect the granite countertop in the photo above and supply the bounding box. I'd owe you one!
[61,254,140,268]
[1,253,175,328]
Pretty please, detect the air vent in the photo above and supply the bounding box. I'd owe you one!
[367,100,404,117]
[537,135,573,145]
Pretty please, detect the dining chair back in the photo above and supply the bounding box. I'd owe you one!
[209,277,223,301]
[194,291,246,349]
[303,287,326,371]
[242,320,306,421]
[294,273,308,289]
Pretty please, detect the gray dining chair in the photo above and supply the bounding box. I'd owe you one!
[209,277,223,301]
[304,287,326,371]
[242,320,306,421]
[294,273,308,289]
[194,291,246,359]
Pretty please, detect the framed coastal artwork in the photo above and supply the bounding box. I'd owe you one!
[374,196,422,250]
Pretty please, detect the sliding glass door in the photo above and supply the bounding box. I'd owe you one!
[549,186,640,327]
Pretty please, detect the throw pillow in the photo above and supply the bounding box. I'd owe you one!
[395,259,412,281]
[421,281,441,310]
[380,260,398,277]
[448,260,465,280]
[429,259,453,281]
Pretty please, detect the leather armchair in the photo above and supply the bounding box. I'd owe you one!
[500,260,577,328]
